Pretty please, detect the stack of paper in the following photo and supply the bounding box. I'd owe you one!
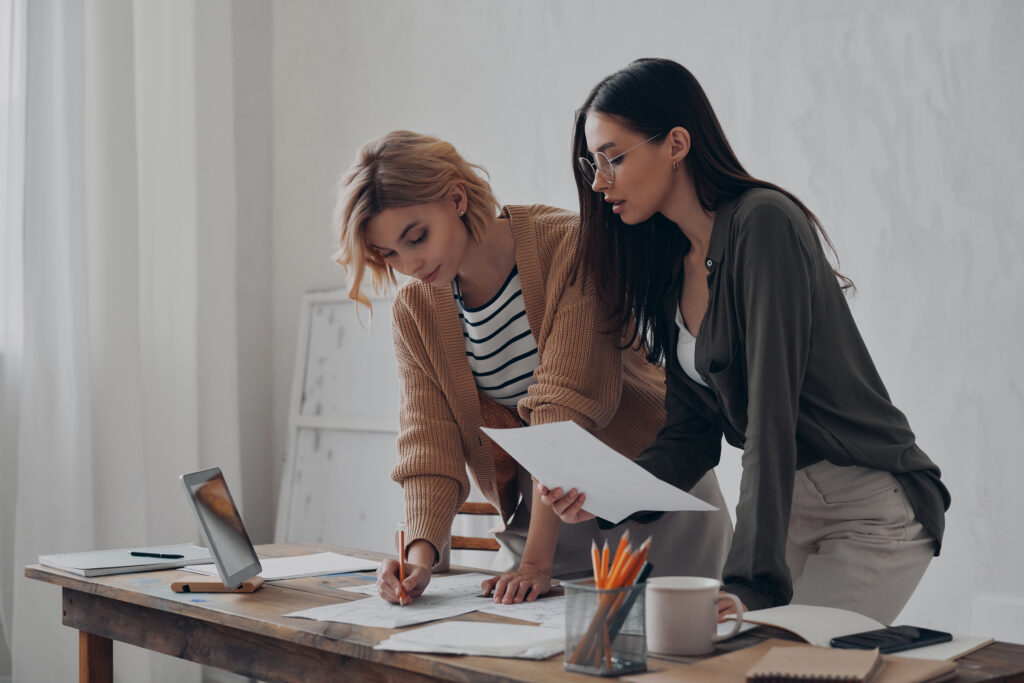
[375,621,564,659]
[184,552,377,581]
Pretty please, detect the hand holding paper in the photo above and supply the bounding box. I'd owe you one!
[481,421,716,523]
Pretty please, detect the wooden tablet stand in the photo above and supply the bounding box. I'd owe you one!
[171,576,264,593]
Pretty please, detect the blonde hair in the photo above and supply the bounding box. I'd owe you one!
[333,130,501,315]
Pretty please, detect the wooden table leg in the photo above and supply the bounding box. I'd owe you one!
[79,631,112,683]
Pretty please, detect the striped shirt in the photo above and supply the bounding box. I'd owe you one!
[453,266,538,407]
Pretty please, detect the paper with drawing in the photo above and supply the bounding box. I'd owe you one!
[288,573,566,629]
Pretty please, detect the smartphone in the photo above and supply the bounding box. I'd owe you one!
[830,625,952,654]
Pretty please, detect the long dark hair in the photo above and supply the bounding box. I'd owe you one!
[571,58,851,364]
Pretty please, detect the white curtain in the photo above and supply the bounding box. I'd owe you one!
[2,1,243,681]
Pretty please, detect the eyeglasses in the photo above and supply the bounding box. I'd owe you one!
[577,134,663,186]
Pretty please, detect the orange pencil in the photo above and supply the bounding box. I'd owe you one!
[591,540,601,587]
[607,542,634,588]
[398,526,408,606]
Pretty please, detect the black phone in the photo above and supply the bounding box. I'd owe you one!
[830,625,952,654]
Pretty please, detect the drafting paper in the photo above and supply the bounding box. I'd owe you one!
[345,574,567,629]
[309,573,568,629]
[481,421,717,523]
[184,552,377,580]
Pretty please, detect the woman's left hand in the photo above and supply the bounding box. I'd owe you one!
[481,563,552,604]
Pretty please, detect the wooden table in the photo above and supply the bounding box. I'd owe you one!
[25,542,1024,682]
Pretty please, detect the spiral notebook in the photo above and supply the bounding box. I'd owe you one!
[746,646,882,682]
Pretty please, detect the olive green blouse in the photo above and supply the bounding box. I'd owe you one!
[632,188,950,610]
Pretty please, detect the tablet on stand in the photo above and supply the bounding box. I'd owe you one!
[175,467,264,593]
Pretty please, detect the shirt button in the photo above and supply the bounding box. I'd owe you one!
[705,258,714,269]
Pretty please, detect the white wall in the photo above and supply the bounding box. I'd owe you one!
[269,0,1024,640]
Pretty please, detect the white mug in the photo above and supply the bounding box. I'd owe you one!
[645,576,744,656]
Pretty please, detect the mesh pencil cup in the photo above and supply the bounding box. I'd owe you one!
[563,578,647,677]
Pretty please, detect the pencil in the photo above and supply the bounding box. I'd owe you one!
[398,527,408,606]
[591,541,601,588]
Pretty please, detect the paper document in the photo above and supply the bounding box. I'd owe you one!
[343,574,567,628]
[184,552,377,581]
[375,621,564,659]
[481,421,717,523]
[291,572,567,629]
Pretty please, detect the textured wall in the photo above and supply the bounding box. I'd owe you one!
[271,0,1024,638]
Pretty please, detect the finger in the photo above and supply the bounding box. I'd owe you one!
[480,576,497,597]
[512,581,532,604]
[525,583,543,602]
[536,483,549,495]
[563,493,586,521]
[492,575,511,603]
[378,580,400,604]
[501,579,523,604]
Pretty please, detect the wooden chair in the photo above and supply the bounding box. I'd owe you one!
[451,501,501,552]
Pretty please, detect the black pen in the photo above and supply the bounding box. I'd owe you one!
[131,551,185,559]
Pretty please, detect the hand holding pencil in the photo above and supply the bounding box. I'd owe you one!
[377,526,432,605]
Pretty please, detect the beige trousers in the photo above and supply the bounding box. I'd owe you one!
[494,467,734,581]
[787,460,936,624]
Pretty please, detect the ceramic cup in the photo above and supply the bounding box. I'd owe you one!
[645,576,744,656]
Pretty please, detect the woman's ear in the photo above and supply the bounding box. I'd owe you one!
[668,126,691,165]
[449,182,469,215]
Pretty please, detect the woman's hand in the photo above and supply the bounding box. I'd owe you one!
[717,591,748,622]
[481,562,552,604]
[377,539,435,605]
[536,483,596,524]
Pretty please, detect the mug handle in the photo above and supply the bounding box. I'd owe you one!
[712,593,744,643]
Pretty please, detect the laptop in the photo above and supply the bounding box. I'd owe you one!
[179,467,262,590]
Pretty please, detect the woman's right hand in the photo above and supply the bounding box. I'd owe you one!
[536,483,596,524]
[377,557,431,604]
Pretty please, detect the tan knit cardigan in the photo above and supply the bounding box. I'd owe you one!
[390,204,667,556]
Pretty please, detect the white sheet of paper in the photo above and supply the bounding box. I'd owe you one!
[481,421,717,523]
[374,621,564,659]
[478,596,566,630]
[286,591,485,628]
[183,552,377,581]
[333,573,565,626]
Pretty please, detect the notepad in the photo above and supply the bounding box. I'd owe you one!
[746,645,882,682]
[39,544,211,577]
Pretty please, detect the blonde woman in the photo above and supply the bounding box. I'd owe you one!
[333,130,732,605]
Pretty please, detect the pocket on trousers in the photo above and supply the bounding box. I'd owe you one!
[802,461,899,506]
